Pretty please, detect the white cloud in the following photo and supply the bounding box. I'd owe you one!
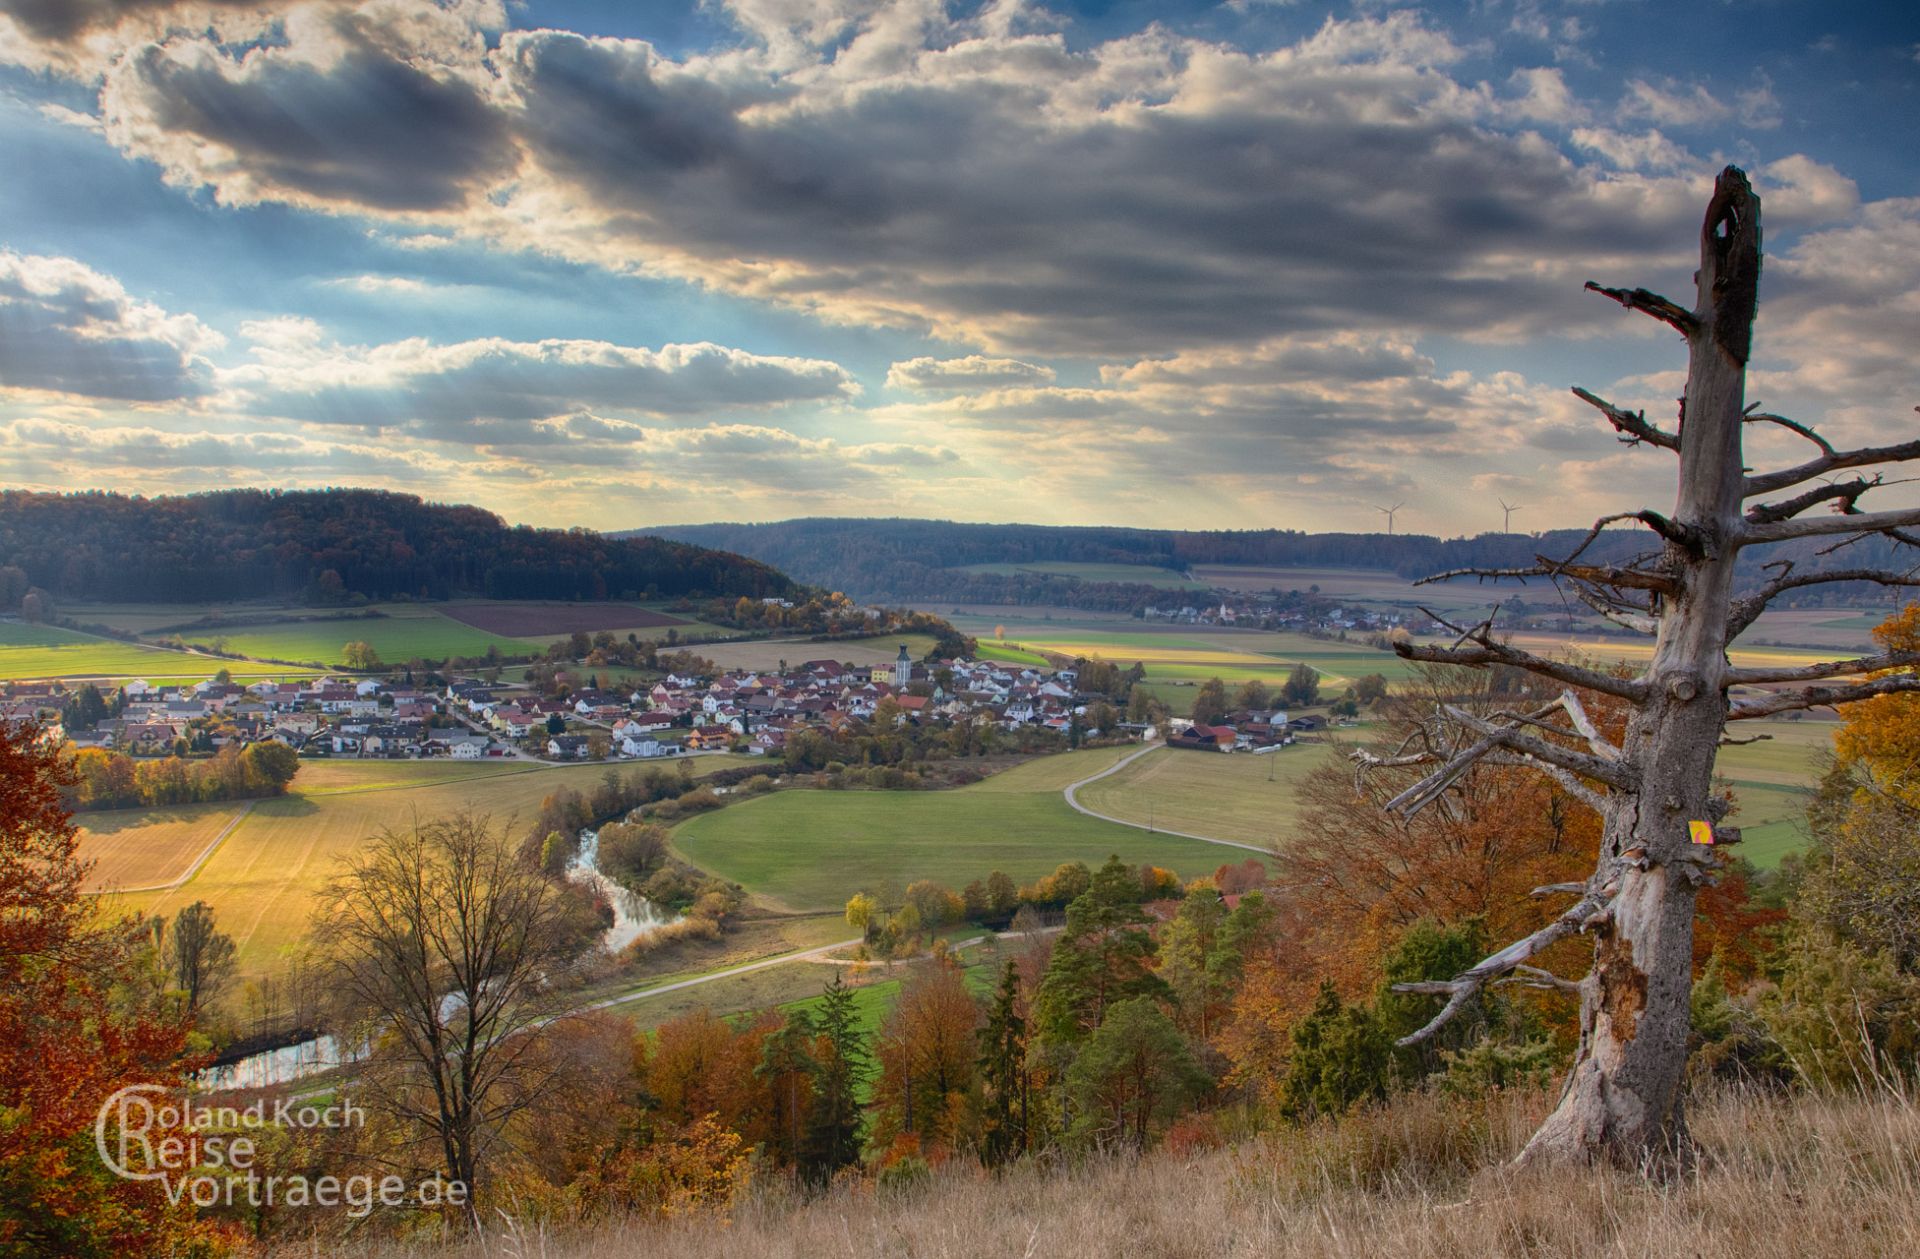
[225,330,862,432]
[886,355,1055,391]
[0,250,224,402]
[1618,78,1732,128]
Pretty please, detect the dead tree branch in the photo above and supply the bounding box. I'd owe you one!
[1725,650,1920,686]
[1395,622,1648,701]
[1741,505,1920,545]
[1742,404,1834,455]
[1572,387,1680,451]
[1743,414,1920,497]
[1729,674,1920,720]
[1583,282,1700,338]
[1745,477,1878,525]
[1727,565,1920,639]
[1391,889,1612,1045]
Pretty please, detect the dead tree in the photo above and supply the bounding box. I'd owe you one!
[1359,166,1920,1170]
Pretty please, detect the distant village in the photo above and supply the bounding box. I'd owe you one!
[7,641,1318,766]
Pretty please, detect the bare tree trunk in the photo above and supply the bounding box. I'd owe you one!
[1519,173,1761,1169]
[1357,166,1920,1176]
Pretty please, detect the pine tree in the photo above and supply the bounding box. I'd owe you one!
[801,971,868,1182]
[1033,857,1169,1047]
[978,960,1031,1166]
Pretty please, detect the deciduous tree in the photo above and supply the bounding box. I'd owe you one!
[312,812,602,1213]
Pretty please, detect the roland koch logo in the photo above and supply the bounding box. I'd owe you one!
[94,1084,466,1217]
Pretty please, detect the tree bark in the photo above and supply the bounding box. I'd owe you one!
[1517,169,1762,1170]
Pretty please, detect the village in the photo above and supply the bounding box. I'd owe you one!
[6,640,1320,768]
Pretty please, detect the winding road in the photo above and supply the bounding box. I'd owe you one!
[1061,739,1273,856]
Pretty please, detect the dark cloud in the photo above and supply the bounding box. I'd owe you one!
[106,33,512,213]
[491,15,1702,355]
[1,0,202,42]
[74,5,1712,359]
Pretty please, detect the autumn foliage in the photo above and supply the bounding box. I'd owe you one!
[0,720,222,1257]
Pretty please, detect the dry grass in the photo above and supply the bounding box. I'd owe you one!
[292,1086,1920,1259]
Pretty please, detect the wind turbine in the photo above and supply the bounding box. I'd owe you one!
[1499,499,1524,533]
[1376,502,1405,535]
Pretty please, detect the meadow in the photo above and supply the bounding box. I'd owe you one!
[1073,718,1831,868]
[321,1085,1920,1259]
[0,620,235,681]
[92,757,751,975]
[1074,742,1338,850]
[172,605,528,666]
[45,598,727,675]
[1712,717,1834,867]
[670,747,1239,913]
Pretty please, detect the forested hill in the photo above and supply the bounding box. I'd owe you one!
[634,517,1645,601]
[636,516,1908,610]
[0,489,796,604]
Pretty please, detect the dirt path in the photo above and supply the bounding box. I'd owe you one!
[85,800,257,896]
[585,938,865,1012]
[1061,740,1272,855]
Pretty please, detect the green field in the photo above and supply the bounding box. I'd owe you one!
[953,561,1203,589]
[1075,743,1338,850]
[1713,718,1835,867]
[54,599,728,673]
[671,747,1239,913]
[0,621,240,681]
[1072,720,1831,867]
[177,605,528,666]
[1187,564,1515,612]
[97,756,752,975]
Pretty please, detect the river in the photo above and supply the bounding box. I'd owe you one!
[205,828,674,1090]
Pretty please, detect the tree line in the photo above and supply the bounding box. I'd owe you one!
[0,488,797,605]
[650,516,1919,611]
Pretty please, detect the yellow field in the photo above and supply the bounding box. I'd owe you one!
[104,757,752,975]
[78,803,245,893]
[1496,631,1838,673]
[698,633,937,673]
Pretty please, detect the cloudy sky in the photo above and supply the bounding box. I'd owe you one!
[1,0,1916,535]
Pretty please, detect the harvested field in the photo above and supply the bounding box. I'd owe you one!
[438,602,689,636]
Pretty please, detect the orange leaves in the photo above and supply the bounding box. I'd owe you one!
[1834,603,1920,799]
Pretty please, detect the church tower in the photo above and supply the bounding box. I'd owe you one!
[894,643,912,688]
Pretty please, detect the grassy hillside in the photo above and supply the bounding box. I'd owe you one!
[301,1085,1920,1259]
